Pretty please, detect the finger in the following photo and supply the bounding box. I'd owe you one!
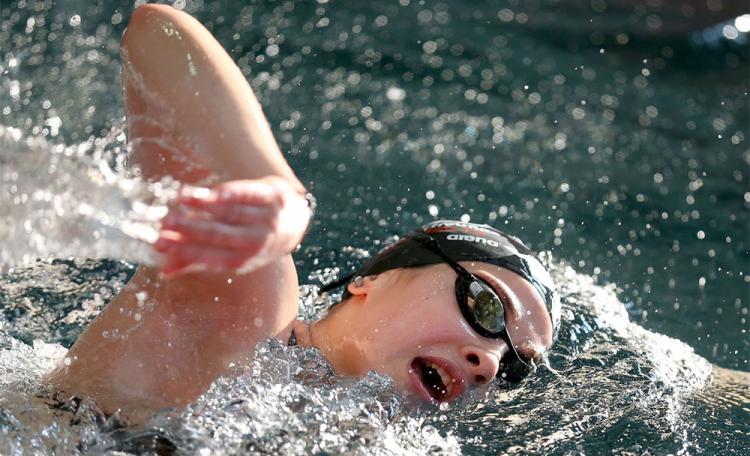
[159,216,272,250]
[161,205,278,229]
[154,231,184,252]
[177,186,217,204]
[172,201,277,226]
[161,206,209,226]
[179,182,279,207]
[214,181,280,205]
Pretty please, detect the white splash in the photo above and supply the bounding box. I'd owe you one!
[0,124,176,270]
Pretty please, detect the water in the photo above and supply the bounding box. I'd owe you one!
[1,1,748,454]
[0,125,174,270]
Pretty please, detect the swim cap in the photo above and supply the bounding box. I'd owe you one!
[322,220,561,339]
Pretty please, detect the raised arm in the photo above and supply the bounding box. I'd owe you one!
[45,4,306,422]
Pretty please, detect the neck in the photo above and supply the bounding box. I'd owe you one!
[292,301,367,376]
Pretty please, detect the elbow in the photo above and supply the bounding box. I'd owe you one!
[122,4,195,52]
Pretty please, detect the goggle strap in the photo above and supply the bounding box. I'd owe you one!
[319,272,356,294]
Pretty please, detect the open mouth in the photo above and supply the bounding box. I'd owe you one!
[410,357,458,402]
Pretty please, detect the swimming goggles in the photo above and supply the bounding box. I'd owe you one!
[409,234,535,383]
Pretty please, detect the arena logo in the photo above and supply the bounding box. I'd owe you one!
[426,222,496,238]
[446,233,500,247]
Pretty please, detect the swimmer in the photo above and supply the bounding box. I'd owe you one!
[44,4,559,423]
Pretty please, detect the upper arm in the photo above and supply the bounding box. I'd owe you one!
[121,4,303,189]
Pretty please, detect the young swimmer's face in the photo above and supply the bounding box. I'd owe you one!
[339,261,553,403]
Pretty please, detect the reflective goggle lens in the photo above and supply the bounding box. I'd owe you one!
[466,281,505,334]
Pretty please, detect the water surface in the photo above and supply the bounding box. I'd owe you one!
[0,1,748,454]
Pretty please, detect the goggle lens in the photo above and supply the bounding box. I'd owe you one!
[466,282,505,334]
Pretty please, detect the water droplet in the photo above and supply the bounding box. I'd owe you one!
[386,86,406,101]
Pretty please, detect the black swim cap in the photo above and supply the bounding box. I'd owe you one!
[322,220,561,339]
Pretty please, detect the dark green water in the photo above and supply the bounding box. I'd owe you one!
[0,1,748,454]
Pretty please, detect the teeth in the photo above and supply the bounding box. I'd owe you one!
[428,362,453,393]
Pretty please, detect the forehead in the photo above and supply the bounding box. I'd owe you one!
[461,261,554,352]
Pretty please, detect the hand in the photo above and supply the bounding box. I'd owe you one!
[154,177,311,276]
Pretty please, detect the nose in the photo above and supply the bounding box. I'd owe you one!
[461,345,501,385]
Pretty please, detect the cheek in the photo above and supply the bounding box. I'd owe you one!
[366,272,477,359]
[392,296,475,348]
